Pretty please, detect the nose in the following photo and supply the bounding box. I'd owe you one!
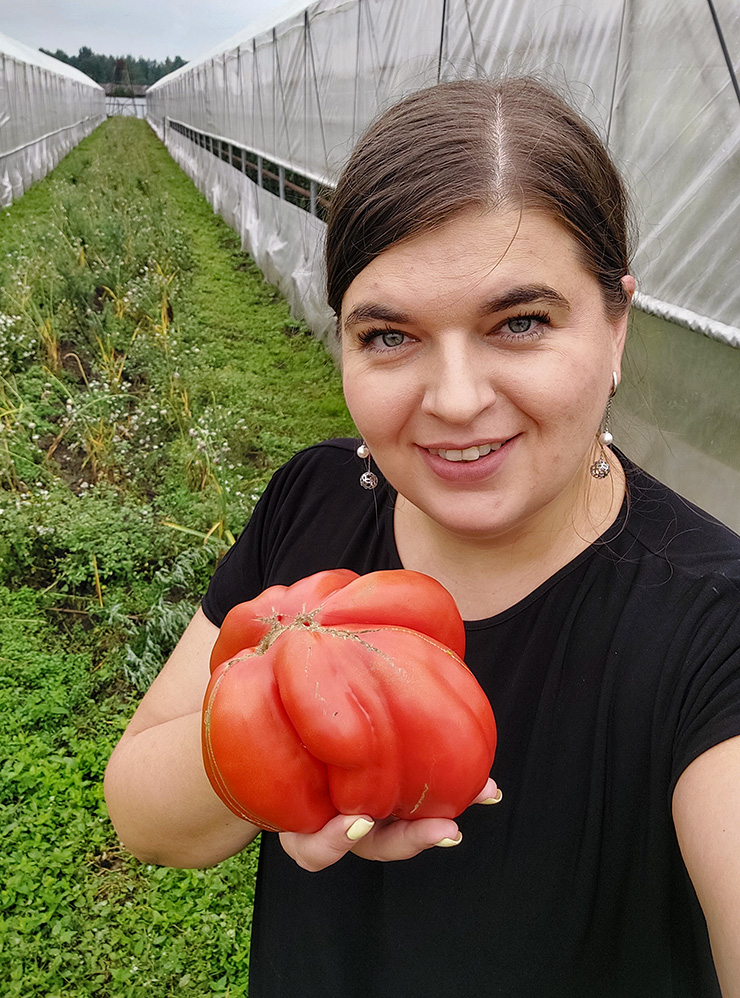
[420,336,497,425]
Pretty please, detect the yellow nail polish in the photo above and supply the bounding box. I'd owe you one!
[346,817,375,841]
[482,789,503,804]
[434,832,463,848]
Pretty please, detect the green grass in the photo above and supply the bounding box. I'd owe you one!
[0,117,355,995]
[0,586,258,997]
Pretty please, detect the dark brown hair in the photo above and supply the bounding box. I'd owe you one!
[326,77,633,320]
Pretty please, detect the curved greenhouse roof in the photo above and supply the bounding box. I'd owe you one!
[1,30,105,208]
[0,30,103,89]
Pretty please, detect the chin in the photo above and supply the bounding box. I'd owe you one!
[408,496,517,541]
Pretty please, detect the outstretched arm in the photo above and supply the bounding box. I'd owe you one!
[673,734,740,997]
[104,608,262,868]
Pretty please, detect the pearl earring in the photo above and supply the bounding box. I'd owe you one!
[589,372,618,479]
[357,442,378,489]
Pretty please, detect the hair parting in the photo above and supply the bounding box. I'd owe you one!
[326,77,634,325]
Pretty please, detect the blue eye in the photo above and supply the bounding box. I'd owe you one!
[507,316,533,334]
[356,327,409,351]
[497,311,551,343]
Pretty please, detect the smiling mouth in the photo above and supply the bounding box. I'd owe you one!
[426,442,505,463]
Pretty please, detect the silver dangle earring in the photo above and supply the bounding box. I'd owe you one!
[589,372,618,479]
[357,441,378,490]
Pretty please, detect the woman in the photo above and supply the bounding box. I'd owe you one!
[105,78,740,996]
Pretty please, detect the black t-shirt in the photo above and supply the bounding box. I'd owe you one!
[202,439,740,997]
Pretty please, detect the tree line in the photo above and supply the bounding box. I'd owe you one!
[39,46,187,88]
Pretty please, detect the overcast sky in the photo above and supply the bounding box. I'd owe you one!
[1,0,295,62]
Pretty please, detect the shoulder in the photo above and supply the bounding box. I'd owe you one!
[225,436,394,586]
[232,437,364,531]
[612,459,740,795]
[619,454,740,594]
[270,438,361,483]
[202,439,370,624]
[283,437,361,467]
[259,438,365,517]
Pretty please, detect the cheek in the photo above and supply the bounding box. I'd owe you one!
[342,365,417,443]
[506,358,605,441]
[341,364,373,431]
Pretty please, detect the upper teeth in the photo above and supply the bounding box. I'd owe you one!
[428,443,503,462]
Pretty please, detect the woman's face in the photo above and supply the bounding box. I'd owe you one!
[340,209,631,543]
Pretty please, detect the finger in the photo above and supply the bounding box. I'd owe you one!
[473,777,503,806]
[279,813,376,872]
[351,815,462,861]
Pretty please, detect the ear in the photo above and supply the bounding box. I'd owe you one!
[611,275,635,375]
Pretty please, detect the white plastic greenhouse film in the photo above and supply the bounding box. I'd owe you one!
[147,0,740,528]
[610,0,740,331]
[0,32,105,208]
[146,0,740,341]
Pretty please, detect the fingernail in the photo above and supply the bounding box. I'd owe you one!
[434,832,463,848]
[481,789,503,804]
[346,817,375,841]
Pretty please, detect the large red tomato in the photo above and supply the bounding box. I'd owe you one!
[202,569,496,833]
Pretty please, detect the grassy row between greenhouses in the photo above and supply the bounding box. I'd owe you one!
[0,116,355,997]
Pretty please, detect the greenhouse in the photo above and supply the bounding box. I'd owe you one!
[145,0,740,529]
[0,30,105,206]
[1,0,739,527]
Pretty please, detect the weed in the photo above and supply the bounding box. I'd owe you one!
[0,116,355,996]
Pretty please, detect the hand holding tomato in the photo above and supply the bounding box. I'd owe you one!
[202,569,497,837]
[278,776,501,871]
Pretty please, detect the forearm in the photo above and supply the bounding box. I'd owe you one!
[104,710,260,868]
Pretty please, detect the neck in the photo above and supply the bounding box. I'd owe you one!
[394,457,626,620]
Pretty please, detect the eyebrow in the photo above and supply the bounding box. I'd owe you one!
[342,303,411,330]
[342,283,570,330]
[478,284,571,316]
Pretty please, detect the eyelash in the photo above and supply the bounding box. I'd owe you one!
[497,310,552,343]
[356,327,405,349]
[356,310,552,351]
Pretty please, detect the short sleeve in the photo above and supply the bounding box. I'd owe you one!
[669,579,740,794]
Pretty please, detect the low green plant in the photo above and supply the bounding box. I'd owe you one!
[0,117,354,592]
[0,117,355,996]
[0,586,259,997]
